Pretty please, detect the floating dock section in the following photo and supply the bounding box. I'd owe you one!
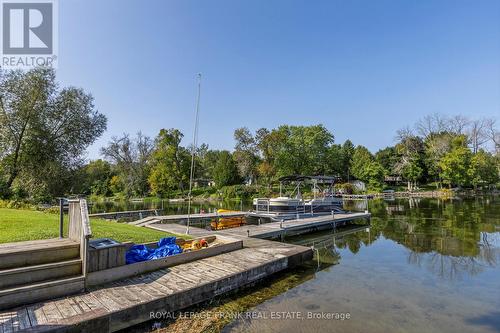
[149,211,371,240]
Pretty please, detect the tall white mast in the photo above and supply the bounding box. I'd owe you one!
[186,73,202,234]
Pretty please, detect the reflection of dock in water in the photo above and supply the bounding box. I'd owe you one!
[288,225,371,267]
[290,225,370,249]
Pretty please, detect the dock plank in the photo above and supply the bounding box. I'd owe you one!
[26,305,46,327]
[13,308,31,331]
[40,301,63,325]
[78,293,106,311]
[120,280,157,303]
[90,290,122,312]
[126,277,166,298]
[105,288,135,308]
[0,311,13,333]
[54,299,79,319]
[72,296,92,313]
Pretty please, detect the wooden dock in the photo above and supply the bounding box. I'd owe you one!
[0,238,311,332]
[156,211,247,221]
[341,194,374,200]
[89,209,163,220]
[0,205,367,332]
[128,211,248,227]
[148,211,371,240]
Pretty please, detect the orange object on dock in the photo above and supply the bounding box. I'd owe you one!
[211,209,246,230]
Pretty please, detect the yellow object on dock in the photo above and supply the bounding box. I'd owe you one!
[211,209,246,230]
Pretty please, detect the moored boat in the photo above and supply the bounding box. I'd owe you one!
[252,175,344,218]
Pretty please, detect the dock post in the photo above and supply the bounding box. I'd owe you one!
[59,198,64,238]
[247,229,250,237]
[258,218,261,226]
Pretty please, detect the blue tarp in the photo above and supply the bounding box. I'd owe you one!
[125,237,183,264]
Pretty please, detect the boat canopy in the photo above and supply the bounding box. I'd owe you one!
[277,175,341,183]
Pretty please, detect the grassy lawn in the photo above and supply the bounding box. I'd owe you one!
[0,208,188,244]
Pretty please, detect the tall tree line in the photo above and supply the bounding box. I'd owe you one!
[0,71,498,201]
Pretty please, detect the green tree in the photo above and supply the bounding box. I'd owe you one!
[439,135,472,187]
[109,175,124,194]
[82,159,114,196]
[423,132,455,187]
[233,127,258,184]
[364,162,386,191]
[340,140,355,181]
[101,132,153,197]
[394,133,425,191]
[148,129,191,197]
[468,150,499,189]
[351,145,386,191]
[272,124,333,176]
[0,68,107,200]
[326,144,343,176]
[401,160,423,190]
[194,143,210,180]
[375,146,398,174]
[212,151,239,187]
[255,127,280,184]
[351,146,373,181]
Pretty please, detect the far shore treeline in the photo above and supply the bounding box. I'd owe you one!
[0,69,499,203]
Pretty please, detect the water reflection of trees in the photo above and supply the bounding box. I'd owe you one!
[373,197,499,279]
[408,251,486,279]
[332,197,500,279]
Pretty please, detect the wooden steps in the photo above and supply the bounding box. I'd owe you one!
[0,238,84,310]
[0,238,80,269]
[0,259,82,289]
[0,276,85,310]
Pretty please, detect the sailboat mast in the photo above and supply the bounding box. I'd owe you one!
[186,73,202,234]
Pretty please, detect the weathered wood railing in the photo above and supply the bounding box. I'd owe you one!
[68,199,92,281]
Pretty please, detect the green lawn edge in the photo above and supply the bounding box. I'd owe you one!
[0,208,190,244]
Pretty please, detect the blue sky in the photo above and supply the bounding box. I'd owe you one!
[57,0,500,159]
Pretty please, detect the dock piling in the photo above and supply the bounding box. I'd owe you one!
[215,210,219,230]
[58,198,64,238]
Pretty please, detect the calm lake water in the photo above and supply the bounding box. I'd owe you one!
[88,199,248,216]
[115,196,499,333]
[222,196,500,333]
